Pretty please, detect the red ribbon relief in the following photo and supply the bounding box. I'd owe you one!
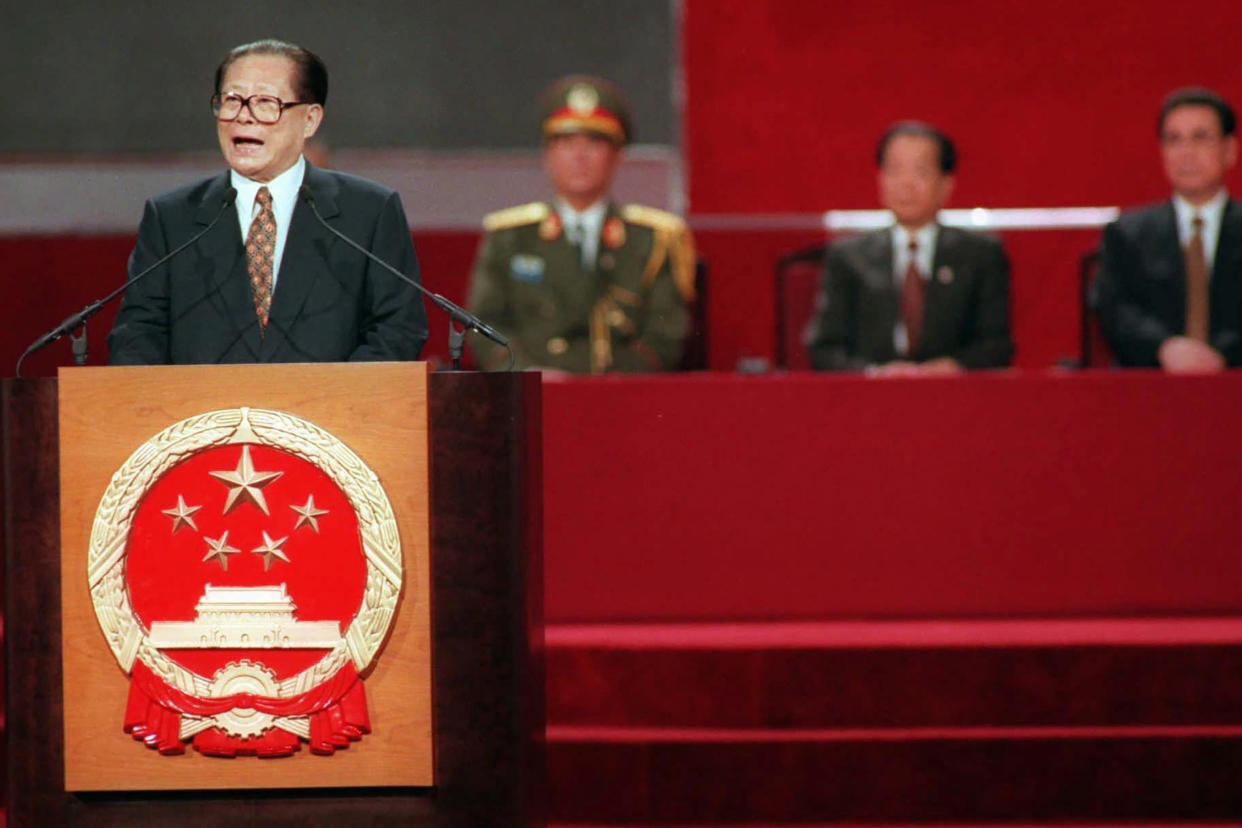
[123,661,371,757]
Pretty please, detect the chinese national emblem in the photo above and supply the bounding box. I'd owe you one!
[87,407,402,758]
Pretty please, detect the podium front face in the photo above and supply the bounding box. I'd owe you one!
[56,363,433,791]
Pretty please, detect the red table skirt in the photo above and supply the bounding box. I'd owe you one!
[542,370,1242,622]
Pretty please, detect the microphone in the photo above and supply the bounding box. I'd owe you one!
[16,188,237,376]
[298,185,510,353]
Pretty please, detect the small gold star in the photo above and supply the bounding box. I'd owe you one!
[202,531,240,570]
[161,495,201,533]
[291,495,330,533]
[251,531,290,571]
[209,445,282,515]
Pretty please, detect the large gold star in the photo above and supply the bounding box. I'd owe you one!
[251,531,290,571]
[161,494,201,533]
[202,531,240,570]
[290,495,330,533]
[209,445,282,515]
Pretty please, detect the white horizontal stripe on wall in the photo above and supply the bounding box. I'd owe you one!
[689,207,1121,233]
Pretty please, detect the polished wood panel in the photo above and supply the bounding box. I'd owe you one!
[58,363,432,791]
[3,368,544,826]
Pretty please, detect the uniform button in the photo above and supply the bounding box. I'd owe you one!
[547,337,569,355]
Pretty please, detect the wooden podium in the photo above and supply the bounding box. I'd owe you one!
[2,365,544,826]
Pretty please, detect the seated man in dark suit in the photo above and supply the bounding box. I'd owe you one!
[108,39,427,365]
[805,121,1013,375]
[1093,87,1241,372]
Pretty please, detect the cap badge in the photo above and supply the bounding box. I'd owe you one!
[566,83,600,115]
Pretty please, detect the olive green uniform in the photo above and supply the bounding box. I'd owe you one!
[467,201,695,372]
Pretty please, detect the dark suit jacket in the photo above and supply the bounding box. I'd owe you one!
[107,164,427,365]
[804,225,1013,370]
[1092,199,1242,367]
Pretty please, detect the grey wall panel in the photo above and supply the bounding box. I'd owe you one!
[0,0,672,153]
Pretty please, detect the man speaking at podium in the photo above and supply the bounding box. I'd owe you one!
[107,40,427,365]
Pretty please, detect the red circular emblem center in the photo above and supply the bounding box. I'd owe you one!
[126,443,366,681]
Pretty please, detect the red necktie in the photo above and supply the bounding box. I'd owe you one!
[245,187,276,332]
[1184,214,1208,342]
[899,237,925,358]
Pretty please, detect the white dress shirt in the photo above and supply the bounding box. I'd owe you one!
[1172,189,1229,273]
[231,154,306,289]
[890,221,939,355]
[556,198,608,269]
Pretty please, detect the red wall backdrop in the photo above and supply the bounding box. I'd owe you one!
[684,0,1242,367]
[684,0,1242,210]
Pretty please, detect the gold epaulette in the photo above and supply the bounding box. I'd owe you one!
[621,204,696,303]
[621,204,685,234]
[482,202,549,232]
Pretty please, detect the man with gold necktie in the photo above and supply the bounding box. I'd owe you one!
[466,75,695,373]
[1094,87,1242,372]
[108,39,427,365]
[804,121,1013,375]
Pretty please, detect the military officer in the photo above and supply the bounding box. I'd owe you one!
[466,75,695,372]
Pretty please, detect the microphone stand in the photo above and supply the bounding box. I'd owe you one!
[70,318,89,367]
[447,324,466,371]
[299,186,513,371]
[14,191,236,377]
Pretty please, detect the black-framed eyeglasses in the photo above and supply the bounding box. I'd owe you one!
[211,93,309,125]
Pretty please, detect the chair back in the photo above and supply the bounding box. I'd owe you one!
[1079,248,1115,367]
[774,244,829,369]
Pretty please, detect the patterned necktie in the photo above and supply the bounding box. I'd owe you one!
[245,187,276,332]
[1184,214,1208,342]
[899,237,925,358]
